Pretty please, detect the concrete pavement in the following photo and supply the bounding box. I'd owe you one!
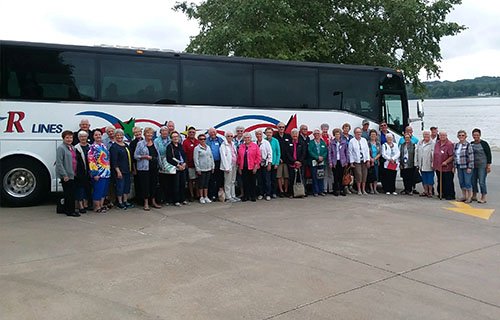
[1,163,499,319]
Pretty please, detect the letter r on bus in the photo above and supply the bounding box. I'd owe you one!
[4,111,25,133]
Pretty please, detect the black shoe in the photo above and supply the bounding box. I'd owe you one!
[278,193,285,198]
[340,191,346,196]
[79,208,87,214]
[251,198,256,202]
[412,189,419,195]
[333,191,339,197]
[66,212,81,217]
[241,198,248,202]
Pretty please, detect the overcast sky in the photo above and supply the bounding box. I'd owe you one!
[1,0,498,82]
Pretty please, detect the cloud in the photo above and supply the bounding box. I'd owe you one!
[0,0,498,81]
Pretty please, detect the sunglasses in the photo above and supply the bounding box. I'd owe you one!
[199,138,206,140]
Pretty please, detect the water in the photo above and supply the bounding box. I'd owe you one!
[409,97,500,151]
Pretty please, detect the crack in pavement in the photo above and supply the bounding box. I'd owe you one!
[203,213,500,319]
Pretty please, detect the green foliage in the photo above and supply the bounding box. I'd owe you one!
[407,77,500,99]
[174,0,464,94]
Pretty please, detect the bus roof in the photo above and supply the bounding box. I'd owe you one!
[0,39,400,74]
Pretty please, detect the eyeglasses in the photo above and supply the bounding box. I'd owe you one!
[458,134,465,137]
[278,126,285,129]
[199,138,206,141]
[227,135,233,137]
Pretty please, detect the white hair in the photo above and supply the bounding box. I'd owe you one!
[242,132,252,138]
[291,128,299,135]
[255,129,263,135]
[225,130,233,137]
[386,133,394,140]
[105,125,115,131]
[320,123,329,130]
[77,130,89,138]
[235,125,245,131]
[115,129,124,136]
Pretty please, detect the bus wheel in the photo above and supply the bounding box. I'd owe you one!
[1,157,49,207]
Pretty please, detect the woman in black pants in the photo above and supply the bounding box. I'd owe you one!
[381,133,400,195]
[166,131,188,206]
[134,127,161,210]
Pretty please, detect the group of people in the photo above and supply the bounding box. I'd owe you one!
[55,118,492,216]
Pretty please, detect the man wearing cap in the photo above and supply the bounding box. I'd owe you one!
[361,119,371,140]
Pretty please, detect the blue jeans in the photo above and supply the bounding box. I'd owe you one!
[472,167,487,194]
[457,168,472,190]
[311,165,325,194]
[115,173,131,197]
[257,167,272,197]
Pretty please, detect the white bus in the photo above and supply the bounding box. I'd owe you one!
[0,40,411,206]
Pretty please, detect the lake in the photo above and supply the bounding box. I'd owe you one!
[409,97,500,151]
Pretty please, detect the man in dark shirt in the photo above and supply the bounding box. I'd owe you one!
[273,122,292,197]
[72,118,94,145]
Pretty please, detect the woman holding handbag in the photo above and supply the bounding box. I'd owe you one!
[381,133,400,195]
[308,129,328,196]
[328,128,350,196]
[166,131,188,206]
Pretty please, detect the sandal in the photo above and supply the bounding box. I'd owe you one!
[419,193,428,197]
[143,206,150,211]
[477,199,487,204]
[152,204,162,209]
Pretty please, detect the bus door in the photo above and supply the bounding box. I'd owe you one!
[382,94,404,135]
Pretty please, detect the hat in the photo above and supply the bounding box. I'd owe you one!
[362,119,369,125]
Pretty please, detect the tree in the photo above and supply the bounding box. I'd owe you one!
[174,0,464,95]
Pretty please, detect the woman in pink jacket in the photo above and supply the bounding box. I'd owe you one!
[237,132,261,202]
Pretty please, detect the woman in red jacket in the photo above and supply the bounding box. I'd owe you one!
[238,132,261,202]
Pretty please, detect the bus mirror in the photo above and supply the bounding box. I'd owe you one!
[417,100,424,118]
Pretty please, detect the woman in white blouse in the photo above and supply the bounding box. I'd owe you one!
[381,133,400,195]
[220,131,240,202]
[348,127,371,195]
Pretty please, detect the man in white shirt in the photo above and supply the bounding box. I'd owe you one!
[349,127,371,195]
[255,129,273,200]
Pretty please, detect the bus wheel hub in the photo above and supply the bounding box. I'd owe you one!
[3,168,36,198]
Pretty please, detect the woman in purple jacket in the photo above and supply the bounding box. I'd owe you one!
[329,128,350,196]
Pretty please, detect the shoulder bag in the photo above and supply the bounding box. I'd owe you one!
[293,168,305,198]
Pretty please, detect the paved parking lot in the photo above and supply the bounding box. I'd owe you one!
[1,168,499,319]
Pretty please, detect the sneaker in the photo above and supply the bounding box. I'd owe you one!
[272,194,277,199]
[345,187,352,195]
[392,192,398,195]
[319,192,326,196]
[386,192,391,195]
[124,202,135,208]
[174,202,181,207]
[117,203,127,210]
[362,191,368,195]
[182,200,189,205]
[265,196,271,201]
[374,190,379,194]
[357,191,362,195]
[204,197,212,203]
[199,198,206,204]
[232,197,241,202]
[257,195,263,200]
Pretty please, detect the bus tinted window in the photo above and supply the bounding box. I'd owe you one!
[2,47,96,101]
[254,66,317,109]
[319,70,379,120]
[100,57,178,104]
[182,60,252,106]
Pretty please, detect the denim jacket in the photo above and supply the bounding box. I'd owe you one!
[134,140,160,171]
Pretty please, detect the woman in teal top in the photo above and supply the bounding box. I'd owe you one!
[308,129,328,196]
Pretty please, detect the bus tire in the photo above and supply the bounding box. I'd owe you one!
[1,157,49,207]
